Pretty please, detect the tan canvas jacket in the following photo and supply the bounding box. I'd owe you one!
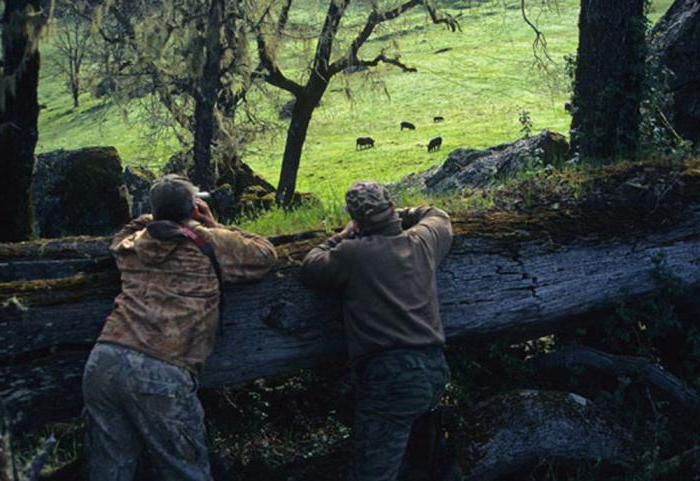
[98,214,277,374]
[302,207,453,360]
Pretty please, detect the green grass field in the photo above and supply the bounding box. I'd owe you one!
[36,0,673,234]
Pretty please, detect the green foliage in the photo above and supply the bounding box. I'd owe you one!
[518,109,533,138]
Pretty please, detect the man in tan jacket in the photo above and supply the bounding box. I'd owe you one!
[82,174,277,481]
[302,181,454,481]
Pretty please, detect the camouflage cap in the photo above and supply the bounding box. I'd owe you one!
[345,181,394,224]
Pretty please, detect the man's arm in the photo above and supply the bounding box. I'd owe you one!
[398,206,453,263]
[194,198,277,282]
[110,214,153,250]
[301,221,357,291]
[208,228,277,283]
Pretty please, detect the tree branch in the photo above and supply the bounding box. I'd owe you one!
[312,0,351,79]
[521,0,554,68]
[254,32,304,97]
[356,52,417,73]
[329,0,459,76]
[251,0,303,97]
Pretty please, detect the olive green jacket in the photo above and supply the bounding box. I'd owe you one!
[302,207,453,360]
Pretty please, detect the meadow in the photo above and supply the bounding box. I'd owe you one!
[36,0,674,234]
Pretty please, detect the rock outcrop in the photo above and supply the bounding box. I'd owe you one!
[32,147,130,238]
[395,131,570,194]
[123,166,156,217]
[652,0,700,144]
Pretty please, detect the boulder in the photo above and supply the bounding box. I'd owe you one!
[395,130,570,194]
[162,150,194,179]
[123,166,156,217]
[32,147,130,238]
[652,0,700,144]
[459,390,637,481]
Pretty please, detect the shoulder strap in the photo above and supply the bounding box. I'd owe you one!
[179,225,225,336]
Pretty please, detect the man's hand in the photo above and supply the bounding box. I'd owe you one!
[193,198,220,228]
[338,220,359,239]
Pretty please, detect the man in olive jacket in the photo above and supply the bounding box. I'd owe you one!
[302,181,453,481]
[82,175,277,481]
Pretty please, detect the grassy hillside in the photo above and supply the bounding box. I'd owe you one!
[37,0,673,208]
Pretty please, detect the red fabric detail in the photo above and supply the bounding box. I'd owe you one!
[179,226,206,248]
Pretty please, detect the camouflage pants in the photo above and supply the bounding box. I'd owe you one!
[82,342,212,481]
[349,347,450,481]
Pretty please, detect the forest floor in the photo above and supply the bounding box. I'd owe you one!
[36,0,674,235]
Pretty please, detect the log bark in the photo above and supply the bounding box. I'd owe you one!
[533,346,700,413]
[2,199,700,433]
[458,390,637,481]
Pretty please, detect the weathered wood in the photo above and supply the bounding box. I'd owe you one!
[2,199,700,433]
[459,390,636,481]
[533,346,700,413]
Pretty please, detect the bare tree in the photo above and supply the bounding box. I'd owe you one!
[53,9,91,107]
[253,0,459,206]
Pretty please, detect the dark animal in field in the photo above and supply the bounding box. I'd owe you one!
[564,102,573,113]
[428,136,442,153]
[434,47,453,54]
[434,116,445,122]
[356,137,375,150]
[400,121,416,131]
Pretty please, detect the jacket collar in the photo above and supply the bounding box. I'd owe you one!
[360,217,402,237]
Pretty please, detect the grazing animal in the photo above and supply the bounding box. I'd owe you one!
[356,137,375,150]
[400,121,416,131]
[428,136,442,153]
[433,116,444,123]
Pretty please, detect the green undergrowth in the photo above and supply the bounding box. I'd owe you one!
[239,156,697,237]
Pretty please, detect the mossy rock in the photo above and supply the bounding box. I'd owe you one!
[123,165,156,217]
[394,130,571,194]
[32,147,130,238]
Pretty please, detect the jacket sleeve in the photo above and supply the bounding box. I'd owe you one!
[208,227,278,283]
[301,233,352,291]
[110,214,153,251]
[400,206,453,264]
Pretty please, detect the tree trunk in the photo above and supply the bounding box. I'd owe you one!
[0,0,42,242]
[570,0,647,162]
[276,93,320,207]
[192,0,224,191]
[71,83,80,108]
[2,196,700,433]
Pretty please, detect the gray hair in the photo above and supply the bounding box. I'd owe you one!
[149,174,197,222]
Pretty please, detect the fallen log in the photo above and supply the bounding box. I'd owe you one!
[458,390,637,481]
[2,167,700,433]
[533,346,700,413]
[655,446,700,481]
